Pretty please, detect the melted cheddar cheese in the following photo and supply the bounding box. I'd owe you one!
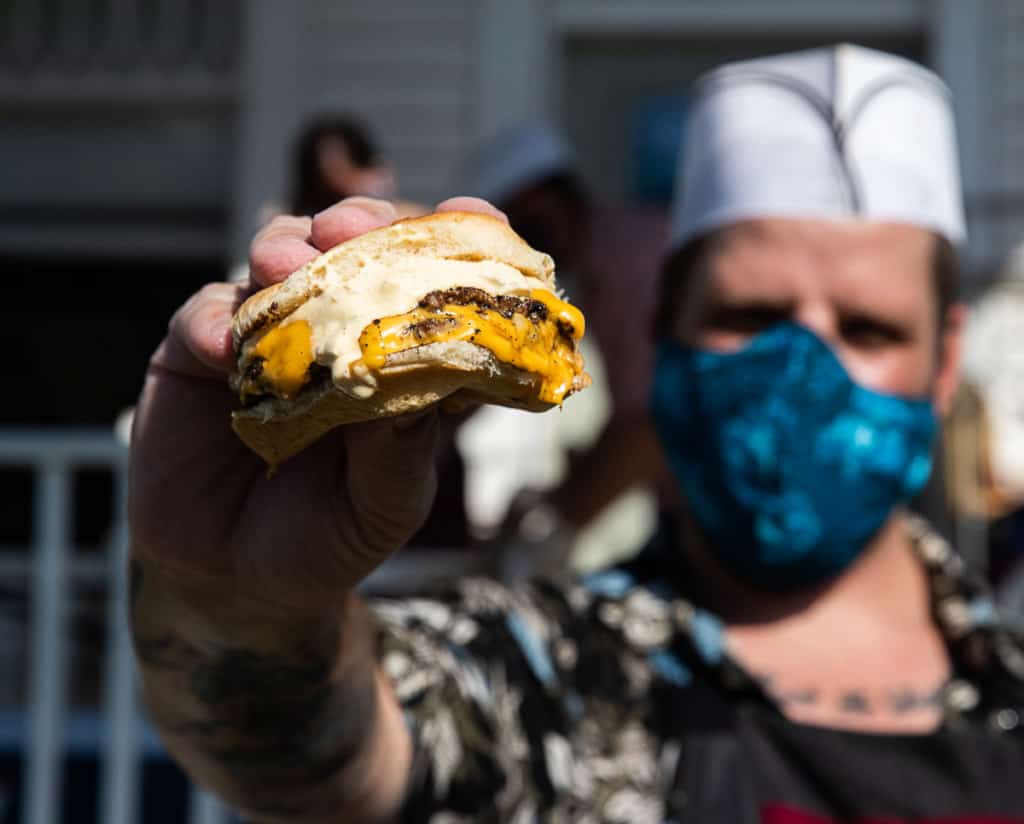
[242,290,586,406]
[356,289,585,405]
[249,319,314,398]
[531,289,585,340]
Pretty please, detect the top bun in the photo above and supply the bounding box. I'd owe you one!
[233,211,555,348]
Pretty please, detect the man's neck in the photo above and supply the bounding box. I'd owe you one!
[681,510,934,633]
[694,512,952,733]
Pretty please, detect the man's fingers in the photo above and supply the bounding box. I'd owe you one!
[341,412,440,552]
[310,197,398,252]
[249,215,318,287]
[250,198,502,288]
[435,196,509,224]
[157,282,241,378]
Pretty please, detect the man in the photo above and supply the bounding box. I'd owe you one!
[463,121,673,550]
[960,244,1024,591]
[128,45,1024,823]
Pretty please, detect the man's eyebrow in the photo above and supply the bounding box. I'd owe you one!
[702,294,795,312]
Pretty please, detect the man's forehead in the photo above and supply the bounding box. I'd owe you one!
[696,218,935,301]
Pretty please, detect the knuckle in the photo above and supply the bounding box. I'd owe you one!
[248,235,276,275]
[259,213,309,238]
[250,216,311,268]
[169,283,227,343]
[338,195,395,215]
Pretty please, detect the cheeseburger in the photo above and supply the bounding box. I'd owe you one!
[230,211,589,465]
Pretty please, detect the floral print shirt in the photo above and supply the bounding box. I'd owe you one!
[374,516,1024,823]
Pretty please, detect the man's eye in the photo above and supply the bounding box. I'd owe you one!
[840,317,906,347]
[704,307,789,335]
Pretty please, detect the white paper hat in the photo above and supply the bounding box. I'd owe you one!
[461,120,575,206]
[670,44,966,252]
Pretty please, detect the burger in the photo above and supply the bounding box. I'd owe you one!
[230,211,589,466]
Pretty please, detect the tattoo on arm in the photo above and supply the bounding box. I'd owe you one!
[128,559,380,820]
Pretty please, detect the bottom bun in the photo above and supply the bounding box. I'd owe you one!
[232,341,569,466]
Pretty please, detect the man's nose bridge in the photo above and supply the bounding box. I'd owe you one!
[794,301,837,347]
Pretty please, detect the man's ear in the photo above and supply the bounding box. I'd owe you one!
[934,302,968,416]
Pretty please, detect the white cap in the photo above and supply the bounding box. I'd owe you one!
[670,44,967,251]
[462,120,575,206]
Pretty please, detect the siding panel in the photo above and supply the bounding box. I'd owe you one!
[299,0,479,205]
[994,0,1024,261]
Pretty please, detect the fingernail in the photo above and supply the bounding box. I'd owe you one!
[316,197,396,221]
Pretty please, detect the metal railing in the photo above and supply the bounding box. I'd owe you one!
[0,429,231,824]
[0,426,526,823]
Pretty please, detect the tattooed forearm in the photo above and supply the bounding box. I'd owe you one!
[128,557,382,821]
[183,639,376,784]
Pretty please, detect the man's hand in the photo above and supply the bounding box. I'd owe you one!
[127,196,507,822]
[130,196,506,610]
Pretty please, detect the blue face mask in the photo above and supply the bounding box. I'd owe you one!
[650,323,936,590]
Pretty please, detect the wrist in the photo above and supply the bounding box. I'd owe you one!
[129,553,349,656]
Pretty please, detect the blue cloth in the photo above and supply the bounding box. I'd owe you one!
[651,323,936,589]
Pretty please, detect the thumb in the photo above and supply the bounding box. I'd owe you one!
[342,411,440,552]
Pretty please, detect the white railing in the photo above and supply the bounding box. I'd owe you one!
[0,429,231,824]
[0,426,530,823]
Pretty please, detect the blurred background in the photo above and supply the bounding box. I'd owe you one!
[1,0,1023,821]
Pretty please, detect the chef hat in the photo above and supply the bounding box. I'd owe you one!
[461,120,575,207]
[670,44,966,252]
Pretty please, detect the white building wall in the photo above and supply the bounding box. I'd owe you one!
[551,0,925,33]
[0,0,241,259]
[231,0,482,260]
[1,0,1017,271]
[299,1,479,202]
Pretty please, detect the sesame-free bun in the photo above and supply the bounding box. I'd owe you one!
[230,211,586,467]
[232,211,554,347]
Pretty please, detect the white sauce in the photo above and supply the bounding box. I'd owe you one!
[284,257,549,383]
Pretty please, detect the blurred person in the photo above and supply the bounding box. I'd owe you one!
[962,244,1024,599]
[233,113,426,267]
[942,381,1003,566]
[128,45,1024,823]
[288,113,425,219]
[461,121,674,568]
